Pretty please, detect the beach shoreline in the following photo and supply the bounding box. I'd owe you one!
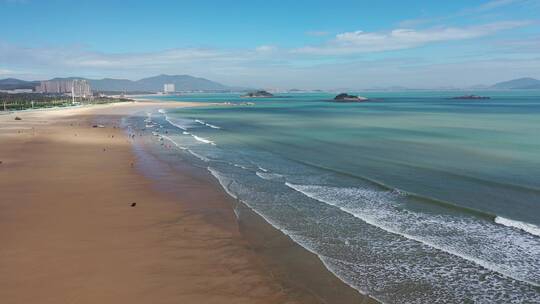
[125,104,376,304]
[0,101,372,304]
[0,101,297,303]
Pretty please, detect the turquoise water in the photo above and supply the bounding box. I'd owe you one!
[142,92,540,303]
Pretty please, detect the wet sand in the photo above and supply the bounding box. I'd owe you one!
[0,102,301,303]
[0,102,373,304]
[128,111,376,304]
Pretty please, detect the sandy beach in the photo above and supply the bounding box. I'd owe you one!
[0,102,315,304]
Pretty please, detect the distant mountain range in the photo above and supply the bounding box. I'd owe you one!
[0,78,39,90]
[66,74,232,92]
[1,75,540,91]
[0,74,240,92]
[361,78,540,91]
[490,77,540,90]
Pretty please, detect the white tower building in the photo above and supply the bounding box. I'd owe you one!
[163,83,175,94]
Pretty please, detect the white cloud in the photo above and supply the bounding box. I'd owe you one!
[255,45,277,53]
[474,0,522,12]
[494,35,540,52]
[294,21,532,55]
[0,68,13,75]
[398,0,535,28]
[398,17,443,28]
[0,41,293,82]
[0,17,537,88]
[0,42,243,70]
[306,31,330,37]
[206,56,540,89]
[2,39,540,89]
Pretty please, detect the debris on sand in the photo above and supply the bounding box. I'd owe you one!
[130,202,137,207]
[14,116,22,121]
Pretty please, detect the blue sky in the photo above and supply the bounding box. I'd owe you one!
[1,0,539,89]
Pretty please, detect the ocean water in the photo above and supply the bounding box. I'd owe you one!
[139,92,540,303]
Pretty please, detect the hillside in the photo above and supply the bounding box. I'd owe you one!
[491,77,540,90]
[88,74,231,92]
[0,74,232,92]
[0,78,39,90]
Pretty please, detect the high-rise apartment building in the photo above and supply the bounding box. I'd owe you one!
[36,79,92,97]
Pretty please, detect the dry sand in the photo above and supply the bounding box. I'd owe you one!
[0,102,315,304]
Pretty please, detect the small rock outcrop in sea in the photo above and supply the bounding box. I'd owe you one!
[241,90,274,98]
[451,95,490,100]
[333,93,369,102]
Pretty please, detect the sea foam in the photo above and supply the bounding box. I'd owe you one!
[164,115,188,130]
[256,171,284,181]
[191,134,216,145]
[161,135,187,150]
[495,216,540,237]
[195,119,221,129]
[285,182,540,286]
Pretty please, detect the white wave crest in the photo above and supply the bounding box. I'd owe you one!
[196,119,221,129]
[164,115,188,130]
[191,134,216,145]
[285,182,540,287]
[495,216,540,237]
[233,163,249,170]
[207,167,238,200]
[256,171,283,181]
[206,123,221,129]
[188,150,210,162]
[161,135,187,150]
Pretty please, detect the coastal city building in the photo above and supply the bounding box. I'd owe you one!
[163,83,175,94]
[36,79,92,98]
[0,88,34,94]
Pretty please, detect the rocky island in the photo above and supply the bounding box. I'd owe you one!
[241,90,274,98]
[451,95,490,100]
[333,93,369,102]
